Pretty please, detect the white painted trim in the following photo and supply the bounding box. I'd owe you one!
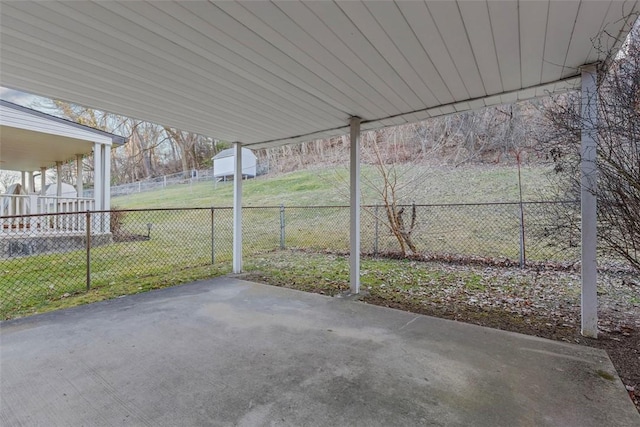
[232,142,243,274]
[0,103,116,145]
[349,117,361,294]
[580,65,598,338]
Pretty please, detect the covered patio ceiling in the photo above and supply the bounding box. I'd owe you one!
[0,100,127,172]
[0,1,638,148]
[0,125,93,172]
[1,1,638,339]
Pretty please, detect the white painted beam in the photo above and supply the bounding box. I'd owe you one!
[232,142,243,274]
[580,65,598,338]
[349,117,361,294]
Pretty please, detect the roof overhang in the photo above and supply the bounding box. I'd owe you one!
[0,100,127,171]
[1,1,638,149]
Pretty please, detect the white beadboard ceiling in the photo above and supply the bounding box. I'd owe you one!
[0,1,638,149]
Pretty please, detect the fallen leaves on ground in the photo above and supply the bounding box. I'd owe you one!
[244,249,640,413]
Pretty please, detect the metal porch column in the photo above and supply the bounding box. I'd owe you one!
[233,142,243,274]
[580,65,598,338]
[350,117,361,294]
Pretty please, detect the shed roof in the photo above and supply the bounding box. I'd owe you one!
[213,147,256,160]
[0,1,637,148]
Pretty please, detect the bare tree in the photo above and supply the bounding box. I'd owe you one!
[163,127,216,177]
[540,22,640,270]
[361,128,420,255]
[50,100,209,184]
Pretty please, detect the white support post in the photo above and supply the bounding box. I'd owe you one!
[103,145,111,234]
[102,146,111,212]
[232,142,243,273]
[40,167,46,196]
[27,171,34,193]
[21,171,26,190]
[55,161,63,197]
[76,154,83,198]
[93,143,102,211]
[580,65,598,338]
[92,144,102,234]
[349,117,361,294]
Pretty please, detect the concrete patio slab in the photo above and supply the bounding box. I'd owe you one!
[1,278,638,427]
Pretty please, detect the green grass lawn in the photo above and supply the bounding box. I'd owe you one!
[113,163,557,209]
[113,167,346,209]
[0,249,232,319]
[2,163,572,319]
[111,163,566,260]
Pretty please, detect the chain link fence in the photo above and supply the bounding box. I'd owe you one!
[86,166,267,198]
[1,201,583,318]
[359,201,582,262]
[84,170,218,198]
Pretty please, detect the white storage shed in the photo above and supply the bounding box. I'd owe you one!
[212,148,256,181]
[45,182,77,198]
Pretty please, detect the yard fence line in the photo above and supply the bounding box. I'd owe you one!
[84,169,216,198]
[84,167,261,198]
[1,201,585,318]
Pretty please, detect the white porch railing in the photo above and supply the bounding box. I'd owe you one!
[1,194,95,234]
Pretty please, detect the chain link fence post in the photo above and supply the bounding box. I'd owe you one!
[211,207,215,264]
[519,202,526,268]
[86,210,91,291]
[280,204,286,250]
[517,158,526,268]
[374,204,379,256]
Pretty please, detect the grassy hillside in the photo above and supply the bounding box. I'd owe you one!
[114,163,558,209]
